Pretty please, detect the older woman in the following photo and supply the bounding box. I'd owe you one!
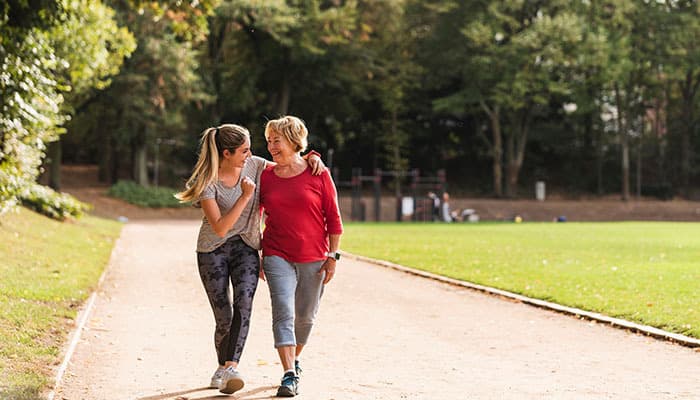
[259,116,343,397]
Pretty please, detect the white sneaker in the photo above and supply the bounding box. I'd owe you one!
[219,366,245,394]
[210,366,226,389]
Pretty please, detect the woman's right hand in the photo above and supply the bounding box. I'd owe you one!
[241,176,256,197]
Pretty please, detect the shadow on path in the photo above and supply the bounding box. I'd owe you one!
[137,385,278,400]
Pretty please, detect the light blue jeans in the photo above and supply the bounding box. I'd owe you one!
[263,255,325,348]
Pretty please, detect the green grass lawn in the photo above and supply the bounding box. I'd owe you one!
[342,222,700,339]
[0,208,122,400]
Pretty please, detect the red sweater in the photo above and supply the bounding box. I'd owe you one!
[260,166,343,263]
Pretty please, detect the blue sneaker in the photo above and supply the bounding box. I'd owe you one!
[294,360,302,376]
[276,371,299,397]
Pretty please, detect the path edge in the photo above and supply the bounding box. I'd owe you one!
[345,252,700,349]
[46,225,126,400]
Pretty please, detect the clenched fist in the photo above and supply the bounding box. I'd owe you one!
[241,176,256,197]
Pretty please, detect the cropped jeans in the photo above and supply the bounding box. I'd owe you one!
[263,255,325,348]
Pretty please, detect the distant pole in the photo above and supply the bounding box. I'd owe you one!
[154,138,161,187]
[374,168,381,222]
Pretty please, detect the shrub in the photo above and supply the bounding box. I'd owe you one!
[108,180,187,208]
[19,183,91,220]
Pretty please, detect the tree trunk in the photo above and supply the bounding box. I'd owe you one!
[111,147,120,184]
[621,128,630,201]
[134,143,149,186]
[47,140,61,190]
[390,110,403,221]
[210,22,227,122]
[636,137,642,199]
[98,140,110,183]
[679,70,698,198]
[596,134,604,195]
[505,134,514,198]
[615,83,630,201]
[505,110,530,198]
[583,106,599,193]
[275,49,291,116]
[481,102,503,197]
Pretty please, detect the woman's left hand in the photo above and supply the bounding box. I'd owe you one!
[319,258,336,284]
[308,154,326,175]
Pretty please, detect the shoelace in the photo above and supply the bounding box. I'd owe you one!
[213,369,226,379]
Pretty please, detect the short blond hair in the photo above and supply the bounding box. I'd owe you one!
[264,116,308,153]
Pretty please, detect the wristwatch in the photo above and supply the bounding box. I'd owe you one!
[325,251,341,261]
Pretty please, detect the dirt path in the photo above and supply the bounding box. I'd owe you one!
[55,220,699,400]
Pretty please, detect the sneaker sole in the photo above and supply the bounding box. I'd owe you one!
[276,386,296,397]
[219,377,244,394]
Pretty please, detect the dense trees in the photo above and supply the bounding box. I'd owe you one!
[2,0,700,213]
[1,0,134,213]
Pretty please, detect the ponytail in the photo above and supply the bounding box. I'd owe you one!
[175,127,220,203]
[175,124,250,203]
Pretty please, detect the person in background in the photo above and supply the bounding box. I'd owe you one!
[442,191,453,222]
[428,191,440,221]
[259,116,343,397]
[175,124,324,395]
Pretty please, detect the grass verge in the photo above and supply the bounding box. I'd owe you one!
[342,222,700,339]
[0,207,122,399]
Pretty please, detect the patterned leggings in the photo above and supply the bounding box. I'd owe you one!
[197,236,260,365]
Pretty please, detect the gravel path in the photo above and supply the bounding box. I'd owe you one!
[56,220,700,400]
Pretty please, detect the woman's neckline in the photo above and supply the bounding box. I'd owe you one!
[272,163,309,179]
[218,168,242,189]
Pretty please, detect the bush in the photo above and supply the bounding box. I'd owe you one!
[19,183,91,220]
[108,180,187,208]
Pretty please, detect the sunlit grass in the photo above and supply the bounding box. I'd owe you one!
[0,208,122,399]
[343,222,700,338]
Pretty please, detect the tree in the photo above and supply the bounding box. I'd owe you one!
[65,0,215,185]
[431,0,586,197]
[662,1,700,196]
[354,0,423,173]
[566,0,632,195]
[45,0,136,189]
[207,0,418,171]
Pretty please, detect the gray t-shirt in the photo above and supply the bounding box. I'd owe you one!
[196,156,267,252]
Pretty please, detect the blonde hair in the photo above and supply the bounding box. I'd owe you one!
[264,115,308,153]
[175,124,250,203]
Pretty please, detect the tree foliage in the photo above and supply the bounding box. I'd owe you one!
[1,0,135,214]
[5,0,700,204]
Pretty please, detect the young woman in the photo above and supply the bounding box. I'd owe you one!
[175,124,324,395]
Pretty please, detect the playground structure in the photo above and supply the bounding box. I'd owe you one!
[334,168,447,222]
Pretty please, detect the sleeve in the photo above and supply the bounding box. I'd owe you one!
[321,170,343,234]
[251,155,268,177]
[199,183,216,201]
